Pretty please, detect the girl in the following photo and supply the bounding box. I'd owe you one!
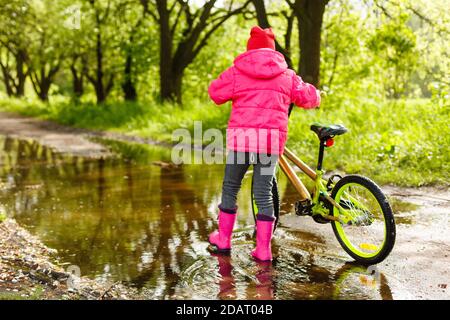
[208,26,321,261]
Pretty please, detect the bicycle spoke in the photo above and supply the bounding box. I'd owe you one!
[334,183,386,256]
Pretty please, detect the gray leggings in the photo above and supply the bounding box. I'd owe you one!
[220,151,278,218]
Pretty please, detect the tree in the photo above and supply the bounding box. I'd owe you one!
[251,0,294,68]
[84,0,117,104]
[0,0,32,97]
[27,1,67,101]
[368,14,417,98]
[0,46,28,97]
[141,0,251,104]
[251,0,329,87]
[289,0,329,87]
[69,52,88,100]
[28,36,62,101]
[63,1,89,100]
[122,32,139,101]
[116,1,148,101]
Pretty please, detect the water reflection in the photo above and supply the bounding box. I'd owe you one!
[129,164,212,295]
[211,253,237,300]
[246,261,275,300]
[203,251,393,300]
[0,137,237,297]
[0,136,394,299]
[332,263,394,300]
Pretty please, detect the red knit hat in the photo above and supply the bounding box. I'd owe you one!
[247,26,276,51]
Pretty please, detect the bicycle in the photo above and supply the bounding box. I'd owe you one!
[251,123,396,265]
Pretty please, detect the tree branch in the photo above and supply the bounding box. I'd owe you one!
[140,0,159,21]
[29,71,41,96]
[192,0,252,60]
[170,2,186,36]
[406,5,448,34]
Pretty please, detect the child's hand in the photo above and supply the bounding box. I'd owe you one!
[315,90,326,109]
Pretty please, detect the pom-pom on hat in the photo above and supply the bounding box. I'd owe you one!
[246,26,276,51]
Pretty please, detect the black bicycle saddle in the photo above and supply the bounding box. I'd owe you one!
[310,123,348,140]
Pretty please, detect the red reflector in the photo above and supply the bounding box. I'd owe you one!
[325,138,334,147]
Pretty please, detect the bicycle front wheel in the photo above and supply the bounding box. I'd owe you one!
[331,175,396,265]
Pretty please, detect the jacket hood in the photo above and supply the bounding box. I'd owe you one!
[234,49,288,79]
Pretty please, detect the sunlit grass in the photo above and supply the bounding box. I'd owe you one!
[0,96,448,186]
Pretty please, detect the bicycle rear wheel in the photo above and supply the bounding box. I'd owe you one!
[331,175,396,265]
[251,175,280,234]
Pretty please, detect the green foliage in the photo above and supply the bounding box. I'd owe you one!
[368,14,418,98]
[1,0,448,103]
[321,2,377,100]
[0,0,32,44]
[184,14,253,101]
[287,97,449,186]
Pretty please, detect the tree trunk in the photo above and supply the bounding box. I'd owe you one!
[0,64,14,96]
[14,49,27,97]
[252,0,294,69]
[38,80,51,101]
[30,66,59,102]
[71,64,84,98]
[95,30,106,104]
[294,0,327,87]
[252,0,270,28]
[85,0,112,104]
[0,46,28,97]
[172,70,183,105]
[157,0,175,103]
[122,53,137,101]
[148,0,248,104]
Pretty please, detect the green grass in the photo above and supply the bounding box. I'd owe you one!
[0,95,448,186]
[287,97,450,186]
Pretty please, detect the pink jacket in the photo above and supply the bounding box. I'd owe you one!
[208,48,320,155]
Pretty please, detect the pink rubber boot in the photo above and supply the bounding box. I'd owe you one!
[208,210,237,252]
[251,219,275,261]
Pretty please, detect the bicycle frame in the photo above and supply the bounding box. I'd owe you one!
[279,146,352,224]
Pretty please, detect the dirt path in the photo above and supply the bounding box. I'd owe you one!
[280,185,450,299]
[0,112,172,158]
[0,112,112,158]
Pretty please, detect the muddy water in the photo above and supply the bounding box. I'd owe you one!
[0,136,401,299]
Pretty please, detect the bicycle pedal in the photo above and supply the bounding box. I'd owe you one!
[295,199,313,216]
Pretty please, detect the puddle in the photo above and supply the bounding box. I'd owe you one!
[389,197,420,225]
[0,136,399,299]
[174,239,394,300]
